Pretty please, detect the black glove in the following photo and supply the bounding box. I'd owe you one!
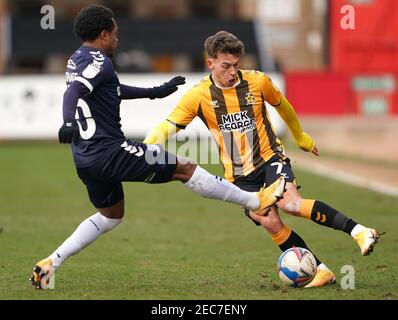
[149,76,186,99]
[58,122,79,144]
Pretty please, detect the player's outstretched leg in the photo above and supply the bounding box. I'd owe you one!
[276,227,336,288]
[30,212,122,289]
[295,199,382,256]
[274,225,336,288]
[182,165,285,212]
[273,182,382,256]
[249,211,336,288]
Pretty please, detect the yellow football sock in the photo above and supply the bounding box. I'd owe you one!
[299,199,315,220]
[272,225,292,246]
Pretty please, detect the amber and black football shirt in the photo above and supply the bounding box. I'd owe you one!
[167,70,284,182]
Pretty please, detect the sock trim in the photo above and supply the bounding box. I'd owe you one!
[300,199,315,219]
[272,225,292,245]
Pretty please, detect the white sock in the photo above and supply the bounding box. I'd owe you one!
[49,212,122,269]
[184,165,259,210]
[350,224,366,238]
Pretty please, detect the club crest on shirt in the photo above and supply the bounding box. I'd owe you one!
[245,92,255,106]
[212,100,219,108]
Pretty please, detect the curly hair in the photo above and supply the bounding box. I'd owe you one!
[73,5,115,41]
[204,31,244,59]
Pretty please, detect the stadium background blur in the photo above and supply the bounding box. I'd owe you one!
[1,0,397,190]
[0,0,397,300]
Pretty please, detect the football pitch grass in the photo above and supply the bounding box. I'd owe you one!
[0,143,397,300]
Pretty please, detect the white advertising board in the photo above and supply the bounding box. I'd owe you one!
[0,73,286,139]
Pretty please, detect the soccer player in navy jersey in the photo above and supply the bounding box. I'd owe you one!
[30,4,285,289]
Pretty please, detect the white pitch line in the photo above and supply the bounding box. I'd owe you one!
[294,161,398,197]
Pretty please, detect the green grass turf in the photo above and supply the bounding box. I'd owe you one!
[0,143,397,300]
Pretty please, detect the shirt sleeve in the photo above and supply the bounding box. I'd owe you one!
[74,56,114,93]
[167,90,199,129]
[258,73,282,107]
[62,81,91,123]
[119,84,152,99]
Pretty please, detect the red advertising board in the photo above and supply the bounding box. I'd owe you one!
[284,72,352,115]
[287,1,398,115]
[330,0,398,73]
[285,72,397,116]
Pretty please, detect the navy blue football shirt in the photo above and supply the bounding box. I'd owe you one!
[64,46,125,166]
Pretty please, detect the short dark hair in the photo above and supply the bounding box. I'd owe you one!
[204,31,245,59]
[73,5,115,41]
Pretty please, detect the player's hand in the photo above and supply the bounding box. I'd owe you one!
[58,122,79,144]
[149,76,186,99]
[297,132,317,154]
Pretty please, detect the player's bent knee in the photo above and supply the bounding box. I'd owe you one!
[278,197,302,215]
[173,160,197,182]
[98,213,123,232]
[98,199,125,219]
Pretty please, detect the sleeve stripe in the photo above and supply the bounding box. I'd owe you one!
[75,76,93,93]
[167,119,186,129]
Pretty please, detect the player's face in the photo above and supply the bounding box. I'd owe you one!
[207,53,240,87]
[103,19,119,57]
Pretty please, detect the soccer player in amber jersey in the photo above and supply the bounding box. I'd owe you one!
[144,31,381,287]
[30,7,285,290]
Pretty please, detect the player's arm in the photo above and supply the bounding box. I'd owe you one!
[120,76,185,100]
[143,119,181,145]
[275,96,318,156]
[59,81,91,143]
[144,89,198,145]
[260,74,318,156]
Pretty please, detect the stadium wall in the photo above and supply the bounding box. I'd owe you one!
[0,73,286,140]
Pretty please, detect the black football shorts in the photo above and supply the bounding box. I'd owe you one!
[76,140,177,208]
[233,154,295,225]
